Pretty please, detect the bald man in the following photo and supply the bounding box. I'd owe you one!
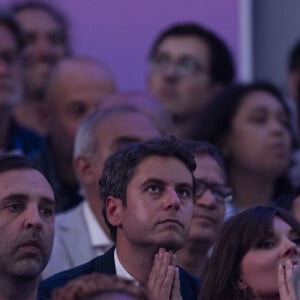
[30,57,116,213]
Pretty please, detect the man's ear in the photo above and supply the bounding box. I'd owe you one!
[73,156,95,185]
[105,196,123,227]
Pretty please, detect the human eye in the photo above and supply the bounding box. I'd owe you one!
[151,53,170,68]
[6,201,24,213]
[68,102,87,119]
[176,186,192,199]
[40,207,54,218]
[178,57,200,74]
[255,239,276,250]
[48,32,64,46]
[146,184,162,194]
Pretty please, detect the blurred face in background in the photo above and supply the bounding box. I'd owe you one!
[223,90,292,177]
[15,8,67,97]
[148,36,218,118]
[0,24,22,109]
[189,154,228,246]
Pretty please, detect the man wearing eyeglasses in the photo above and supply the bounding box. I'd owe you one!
[147,22,235,139]
[176,141,232,278]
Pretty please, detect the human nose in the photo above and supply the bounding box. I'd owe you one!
[162,187,180,210]
[23,205,43,230]
[281,238,299,258]
[195,189,218,208]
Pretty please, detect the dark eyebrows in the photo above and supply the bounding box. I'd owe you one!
[1,193,55,205]
[140,178,165,189]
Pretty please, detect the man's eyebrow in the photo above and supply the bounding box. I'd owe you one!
[140,178,165,187]
[2,194,28,202]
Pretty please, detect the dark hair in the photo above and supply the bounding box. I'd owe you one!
[272,185,300,212]
[0,10,24,51]
[99,136,196,241]
[192,81,294,200]
[289,40,300,73]
[11,1,70,55]
[149,22,235,85]
[193,81,293,147]
[0,153,44,175]
[199,206,300,300]
[185,140,226,176]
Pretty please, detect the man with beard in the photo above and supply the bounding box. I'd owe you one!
[39,137,200,300]
[0,154,55,300]
[0,12,44,156]
[12,1,70,135]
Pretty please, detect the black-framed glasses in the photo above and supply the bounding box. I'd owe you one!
[149,53,207,77]
[195,179,233,204]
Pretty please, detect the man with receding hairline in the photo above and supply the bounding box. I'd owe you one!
[30,56,116,213]
[0,154,55,300]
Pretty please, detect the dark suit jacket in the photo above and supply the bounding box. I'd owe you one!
[38,247,200,300]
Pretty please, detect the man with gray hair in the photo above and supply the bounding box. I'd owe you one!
[43,105,161,278]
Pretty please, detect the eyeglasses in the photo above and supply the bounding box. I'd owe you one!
[195,179,233,204]
[149,53,208,77]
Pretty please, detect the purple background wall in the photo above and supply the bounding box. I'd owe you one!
[1,0,239,91]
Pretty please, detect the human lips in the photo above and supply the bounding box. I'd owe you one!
[157,218,183,228]
[18,240,42,254]
[193,213,217,225]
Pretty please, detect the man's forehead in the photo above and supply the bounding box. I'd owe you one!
[15,8,62,32]
[133,155,193,182]
[0,169,54,198]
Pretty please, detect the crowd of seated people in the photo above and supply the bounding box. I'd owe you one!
[0,1,300,299]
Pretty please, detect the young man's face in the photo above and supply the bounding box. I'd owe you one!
[148,35,217,118]
[114,155,194,252]
[0,169,55,279]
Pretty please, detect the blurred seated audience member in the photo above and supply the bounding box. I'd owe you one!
[0,11,44,156]
[0,154,55,300]
[198,206,300,300]
[193,82,294,214]
[176,141,232,277]
[11,1,70,135]
[101,91,174,135]
[38,137,200,300]
[30,57,116,213]
[52,273,148,300]
[43,105,161,278]
[147,22,235,139]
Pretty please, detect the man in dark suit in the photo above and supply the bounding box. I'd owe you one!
[38,137,200,300]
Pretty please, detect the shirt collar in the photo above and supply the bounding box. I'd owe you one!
[82,201,112,248]
[114,248,138,284]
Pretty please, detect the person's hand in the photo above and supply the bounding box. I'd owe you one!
[147,248,182,300]
[278,259,297,300]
